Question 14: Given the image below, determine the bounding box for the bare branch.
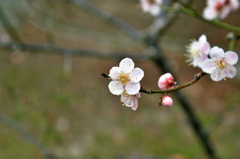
[0,42,153,60]
[67,0,143,40]
[0,5,23,43]
[0,114,59,159]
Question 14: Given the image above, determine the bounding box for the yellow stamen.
[216,59,226,69]
[119,73,130,84]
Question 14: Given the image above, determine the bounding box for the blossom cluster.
[203,0,239,20]
[139,0,239,20]
[108,58,176,111]
[187,34,238,81]
[140,0,163,16]
[108,58,144,111]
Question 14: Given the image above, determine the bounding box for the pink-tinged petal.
[109,67,121,80]
[131,98,138,111]
[108,81,124,95]
[119,58,134,73]
[225,65,237,78]
[203,7,218,20]
[220,7,231,19]
[209,46,225,61]
[210,70,224,81]
[130,67,144,83]
[162,95,173,107]
[224,51,238,65]
[125,82,140,95]
[158,73,174,90]
[201,59,216,73]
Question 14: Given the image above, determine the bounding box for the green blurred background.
[0,0,240,159]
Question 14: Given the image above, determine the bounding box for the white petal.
[108,81,124,95]
[201,59,216,73]
[210,70,225,81]
[149,5,161,16]
[209,46,225,61]
[119,58,134,73]
[225,65,237,78]
[203,7,218,20]
[129,68,144,83]
[109,67,121,80]
[231,0,239,10]
[125,82,140,95]
[224,51,238,65]
[199,34,207,42]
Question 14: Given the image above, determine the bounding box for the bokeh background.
[0,0,240,159]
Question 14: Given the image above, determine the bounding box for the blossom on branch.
[140,0,163,16]
[108,58,144,95]
[158,73,175,90]
[121,92,141,111]
[186,34,211,68]
[159,95,173,107]
[203,0,239,20]
[201,46,238,81]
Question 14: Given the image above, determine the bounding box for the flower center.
[147,0,154,5]
[216,59,226,69]
[119,73,130,84]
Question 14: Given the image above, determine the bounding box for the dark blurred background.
[0,0,240,159]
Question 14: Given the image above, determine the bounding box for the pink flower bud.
[162,95,173,107]
[158,73,175,90]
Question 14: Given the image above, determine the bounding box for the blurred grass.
[0,0,240,159]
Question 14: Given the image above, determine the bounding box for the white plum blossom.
[203,0,239,20]
[108,58,144,95]
[140,0,163,16]
[186,34,211,68]
[121,92,141,111]
[158,73,175,90]
[201,46,238,81]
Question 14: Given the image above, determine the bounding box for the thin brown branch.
[140,72,206,94]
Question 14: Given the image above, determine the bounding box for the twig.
[68,0,143,40]
[140,72,206,94]
[0,5,23,42]
[174,5,240,34]
[0,114,59,159]
[101,72,206,94]
[0,42,153,60]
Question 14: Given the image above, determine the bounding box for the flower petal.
[225,65,237,79]
[224,51,238,65]
[201,59,216,74]
[203,7,218,20]
[209,46,224,61]
[210,70,225,81]
[119,58,134,73]
[199,34,207,43]
[125,82,140,95]
[130,67,144,83]
[109,67,121,80]
[131,98,138,111]
[108,81,124,95]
